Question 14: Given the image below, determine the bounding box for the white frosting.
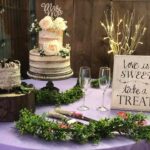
[39,30,63,40]
[0,62,21,89]
[30,60,70,69]
[30,66,71,75]
[28,49,73,79]
[38,16,70,56]
[27,70,73,80]
[30,50,69,61]
[39,30,63,56]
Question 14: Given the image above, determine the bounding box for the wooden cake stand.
[0,91,35,122]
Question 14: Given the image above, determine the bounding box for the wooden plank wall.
[0,0,29,78]
[63,0,150,77]
[1,0,150,78]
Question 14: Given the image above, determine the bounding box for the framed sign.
[111,55,150,112]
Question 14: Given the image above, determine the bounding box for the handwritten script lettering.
[112,56,150,111]
[123,59,139,69]
[41,3,63,17]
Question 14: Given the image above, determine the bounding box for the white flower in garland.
[39,16,54,30]
[54,17,67,31]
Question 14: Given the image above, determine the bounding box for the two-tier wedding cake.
[27,14,73,80]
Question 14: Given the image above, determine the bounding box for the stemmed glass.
[97,67,111,111]
[78,66,91,111]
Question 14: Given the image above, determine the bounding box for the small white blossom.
[31,23,35,28]
[65,44,71,50]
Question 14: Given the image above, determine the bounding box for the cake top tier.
[0,59,20,69]
[30,16,68,33]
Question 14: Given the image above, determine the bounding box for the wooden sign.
[111,55,150,112]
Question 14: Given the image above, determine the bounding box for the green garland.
[16,109,150,144]
[16,79,105,105]
[0,82,34,94]
[59,50,69,58]
[35,86,83,105]
[91,79,99,88]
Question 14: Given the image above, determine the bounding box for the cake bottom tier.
[27,69,73,80]
[28,49,73,80]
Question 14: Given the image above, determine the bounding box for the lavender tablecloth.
[0,78,150,150]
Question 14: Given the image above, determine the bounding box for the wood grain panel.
[132,1,149,55]
[0,92,35,122]
[91,0,110,78]
[1,0,29,78]
[71,0,93,77]
[54,0,74,70]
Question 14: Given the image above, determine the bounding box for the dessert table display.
[0,78,150,150]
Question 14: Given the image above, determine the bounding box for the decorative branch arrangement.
[16,109,150,144]
[100,10,147,55]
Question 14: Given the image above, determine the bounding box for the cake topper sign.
[41,3,63,18]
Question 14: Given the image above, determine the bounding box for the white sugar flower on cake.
[39,16,67,31]
[30,4,68,32]
[54,17,67,31]
[65,44,71,51]
[43,40,61,55]
[39,16,53,30]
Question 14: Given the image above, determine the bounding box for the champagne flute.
[97,67,111,111]
[78,66,91,111]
